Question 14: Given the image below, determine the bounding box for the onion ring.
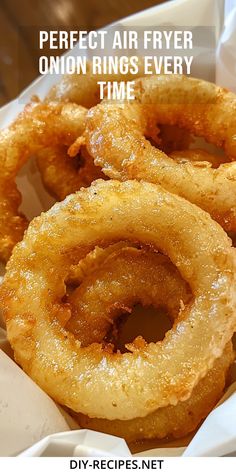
[66,246,191,346]
[66,244,233,441]
[67,242,136,285]
[77,342,234,442]
[0,100,86,261]
[1,180,236,420]
[135,75,236,159]
[46,59,148,108]
[37,145,104,201]
[85,75,236,231]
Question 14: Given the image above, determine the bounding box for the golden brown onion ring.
[67,242,136,286]
[66,247,191,345]
[37,145,104,201]
[0,180,28,265]
[67,244,233,441]
[134,75,236,159]
[46,59,148,108]
[78,342,234,442]
[0,100,87,262]
[1,180,236,420]
[85,75,236,231]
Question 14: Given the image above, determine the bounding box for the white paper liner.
[0,0,236,458]
[0,348,71,457]
[183,383,236,456]
[19,431,131,457]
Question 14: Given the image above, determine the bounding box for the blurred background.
[0,0,167,106]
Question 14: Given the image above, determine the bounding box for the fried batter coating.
[67,244,233,441]
[0,100,86,261]
[67,242,134,285]
[134,75,236,159]
[66,248,191,345]
[85,76,236,230]
[1,180,235,421]
[78,342,234,442]
[37,145,104,200]
[46,59,148,108]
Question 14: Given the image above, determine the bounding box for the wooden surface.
[0,0,166,106]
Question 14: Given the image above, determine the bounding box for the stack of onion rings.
[1,69,236,447]
[65,243,233,442]
[1,180,236,423]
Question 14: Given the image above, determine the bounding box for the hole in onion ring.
[145,124,229,168]
[108,304,173,353]
[145,123,192,154]
[62,245,190,352]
